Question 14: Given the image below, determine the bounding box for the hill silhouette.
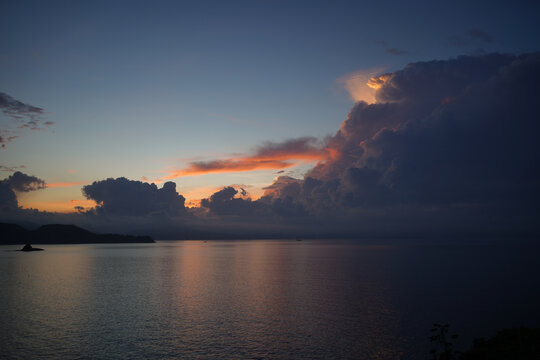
[0,223,154,245]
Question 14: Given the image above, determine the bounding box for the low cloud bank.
[82,178,188,217]
[2,53,540,238]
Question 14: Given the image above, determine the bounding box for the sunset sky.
[2,1,540,238]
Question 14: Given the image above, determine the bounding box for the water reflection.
[2,239,539,359]
[2,245,94,358]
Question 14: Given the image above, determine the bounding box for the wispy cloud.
[0,132,19,148]
[449,28,493,48]
[0,91,53,148]
[386,47,408,56]
[0,92,44,120]
[160,137,329,180]
[0,164,26,172]
[375,40,408,56]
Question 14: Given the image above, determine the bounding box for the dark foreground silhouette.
[430,324,540,359]
[19,244,44,252]
[0,223,154,245]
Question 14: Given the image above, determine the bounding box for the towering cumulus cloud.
[254,53,540,235]
[82,178,187,217]
[0,171,46,210]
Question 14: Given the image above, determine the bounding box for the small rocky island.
[20,244,44,252]
[1,223,154,245]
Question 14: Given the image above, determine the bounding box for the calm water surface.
[1,239,540,359]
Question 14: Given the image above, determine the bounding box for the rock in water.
[20,244,44,252]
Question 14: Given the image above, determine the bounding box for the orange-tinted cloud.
[338,67,387,104]
[47,181,86,188]
[165,158,297,178]
[161,137,330,180]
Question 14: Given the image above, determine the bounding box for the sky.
[2,0,540,238]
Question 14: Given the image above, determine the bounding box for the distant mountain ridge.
[0,223,154,245]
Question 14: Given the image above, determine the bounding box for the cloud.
[262,176,303,198]
[2,171,46,192]
[259,52,540,235]
[82,177,188,217]
[0,165,26,172]
[201,183,308,219]
[161,137,328,180]
[0,133,19,148]
[3,53,540,238]
[337,67,387,103]
[375,40,408,56]
[450,29,493,48]
[0,92,44,119]
[386,48,408,56]
[200,186,259,216]
[0,183,18,210]
[0,92,52,148]
[0,171,46,211]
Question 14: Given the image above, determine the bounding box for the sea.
[1,238,539,359]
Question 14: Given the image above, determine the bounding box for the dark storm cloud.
[2,171,46,192]
[254,53,540,236]
[200,186,260,216]
[0,183,18,210]
[200,184,309,223]
[0,171,46,211]
[200,181,310,219]
[82,177,188,217]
